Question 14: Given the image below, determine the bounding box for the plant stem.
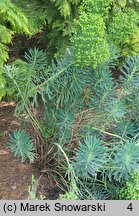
[92,127,126,141]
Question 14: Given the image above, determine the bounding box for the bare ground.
[0,102,61,200]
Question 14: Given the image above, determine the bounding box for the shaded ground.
[0,102,61,199]
[8,31,48,63]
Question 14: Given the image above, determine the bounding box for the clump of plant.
[0,0,29,100]
[108,8,139,57]
[69,136,139,199]
[5,44,139,200]
[71,12,110,68]
[118,171,139,200]
[7,129,37,163]
[3,47,48,101]
[46,53,139,199]
[80,0,114,17]
[73,137,109,179]
[71,0,139,69]
[28,174,45,200]
[59,191,77,200]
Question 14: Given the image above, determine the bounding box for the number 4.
[127,203,133,211]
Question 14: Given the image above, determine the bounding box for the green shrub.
[5,45,139,199]
[10,0,139,62]
[71,13,110,68]
[1,0,139,200]
[118,172,139,200]
[0,0,29,100]
[12,0,48,34]
[80,0,114,17]
[108,8,139,57]
[13,0,81,57]
[0,75,6,101]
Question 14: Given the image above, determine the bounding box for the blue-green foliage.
[5,46,139,199]
[115,120,138,139]
[109,140,139,182]
[3,48,48,106]
[24,47,48,71]
[7,129,37,163]
[73,137,108,179]
[119,55,139,120]
[73,137,139,183]
[55,108,75,145]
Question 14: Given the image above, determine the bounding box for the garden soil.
[0,102,60,199]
